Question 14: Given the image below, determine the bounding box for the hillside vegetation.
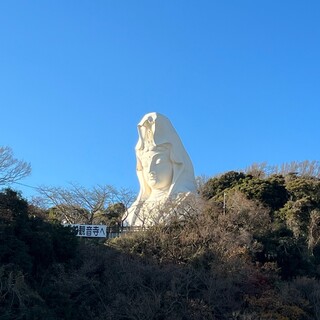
[1,161,320,319]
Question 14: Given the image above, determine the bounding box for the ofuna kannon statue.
[122,112,197,227]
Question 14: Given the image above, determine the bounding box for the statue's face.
[141,148,173,191]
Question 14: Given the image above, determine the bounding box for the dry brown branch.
[0,146,31,185]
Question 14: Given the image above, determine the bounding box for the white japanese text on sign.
[64,224,107,238]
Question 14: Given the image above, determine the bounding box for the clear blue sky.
[1,1,319,199]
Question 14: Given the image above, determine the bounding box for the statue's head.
[135,112,196,202]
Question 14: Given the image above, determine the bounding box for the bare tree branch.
[0,146,31,185]
[37,183,135,224]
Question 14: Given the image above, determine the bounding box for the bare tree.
[195,174,210,194]
[308,209,320,253]
[245,160,320,178]
[0,146,31,185]
[37,183,135,224]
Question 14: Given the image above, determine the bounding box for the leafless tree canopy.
[37,183,135,224]
[245,160,320,178]
[0,146,31,185]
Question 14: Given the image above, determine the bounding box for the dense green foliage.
[0,189,78,319]
[201,171,320,280]
[1,163,320,319]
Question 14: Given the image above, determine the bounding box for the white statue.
[123,112,197,226]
